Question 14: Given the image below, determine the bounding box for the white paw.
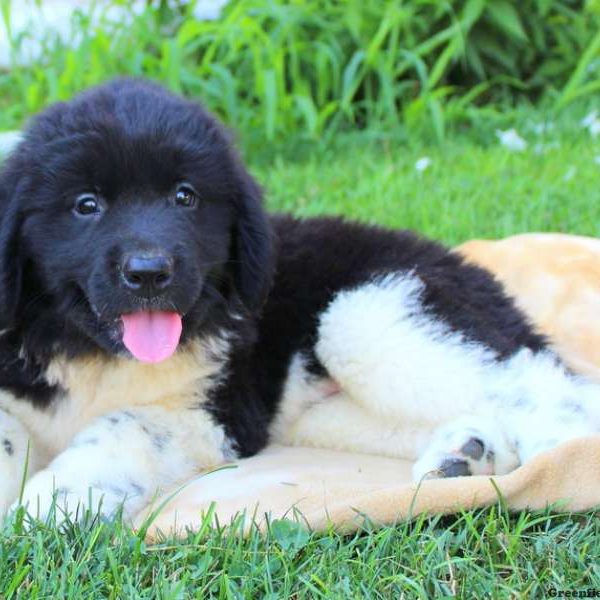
[0,452,21,515]
[0,413,41,516]
[13,470,116,523]
[413,418,520,481]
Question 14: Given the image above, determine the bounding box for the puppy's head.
[0,79,273,362]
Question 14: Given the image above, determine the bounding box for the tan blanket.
[135,233,600,539]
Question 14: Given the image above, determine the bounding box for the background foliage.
[1,0,600,144]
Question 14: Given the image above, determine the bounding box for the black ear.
[0,167,24,328]
[233,170,274,314]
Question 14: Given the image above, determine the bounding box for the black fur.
[0,79,546,457]
[207,215,546,454]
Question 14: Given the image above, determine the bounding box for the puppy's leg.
[0,409,42,513]
[315,274,600,473]
[274,394,433,460]
[15,406,230,522]
[414,351,600,479]
[488,349,600,462]
[510,404,595,464]
[272,352,433,459]
[315,273,492,426]
[509,389,600,464]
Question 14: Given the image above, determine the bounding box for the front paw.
[13,470,116,523]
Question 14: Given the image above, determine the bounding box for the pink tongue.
[121,311,182,364]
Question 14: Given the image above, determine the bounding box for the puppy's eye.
[175,184,198,208]
[73,193,102,217]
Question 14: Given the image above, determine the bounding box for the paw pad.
[438,457,471,477]
[459,437,485,460]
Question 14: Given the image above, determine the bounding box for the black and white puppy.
[0,78,597,521]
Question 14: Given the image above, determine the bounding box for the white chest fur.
[0,337,228,463]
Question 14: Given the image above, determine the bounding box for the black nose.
[121,254,174,296]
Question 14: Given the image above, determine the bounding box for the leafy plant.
[0,0,599,143]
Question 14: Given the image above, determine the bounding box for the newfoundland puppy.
[0,78,597,521]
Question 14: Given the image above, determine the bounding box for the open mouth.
[83,285,190,363]
[121,311,183,364]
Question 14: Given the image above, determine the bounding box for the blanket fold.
[136,436,600,539]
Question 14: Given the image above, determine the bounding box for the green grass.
[1,119,600,597]
[258,119,600,243]
[1,0,600,144]
[2,506,599,598]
